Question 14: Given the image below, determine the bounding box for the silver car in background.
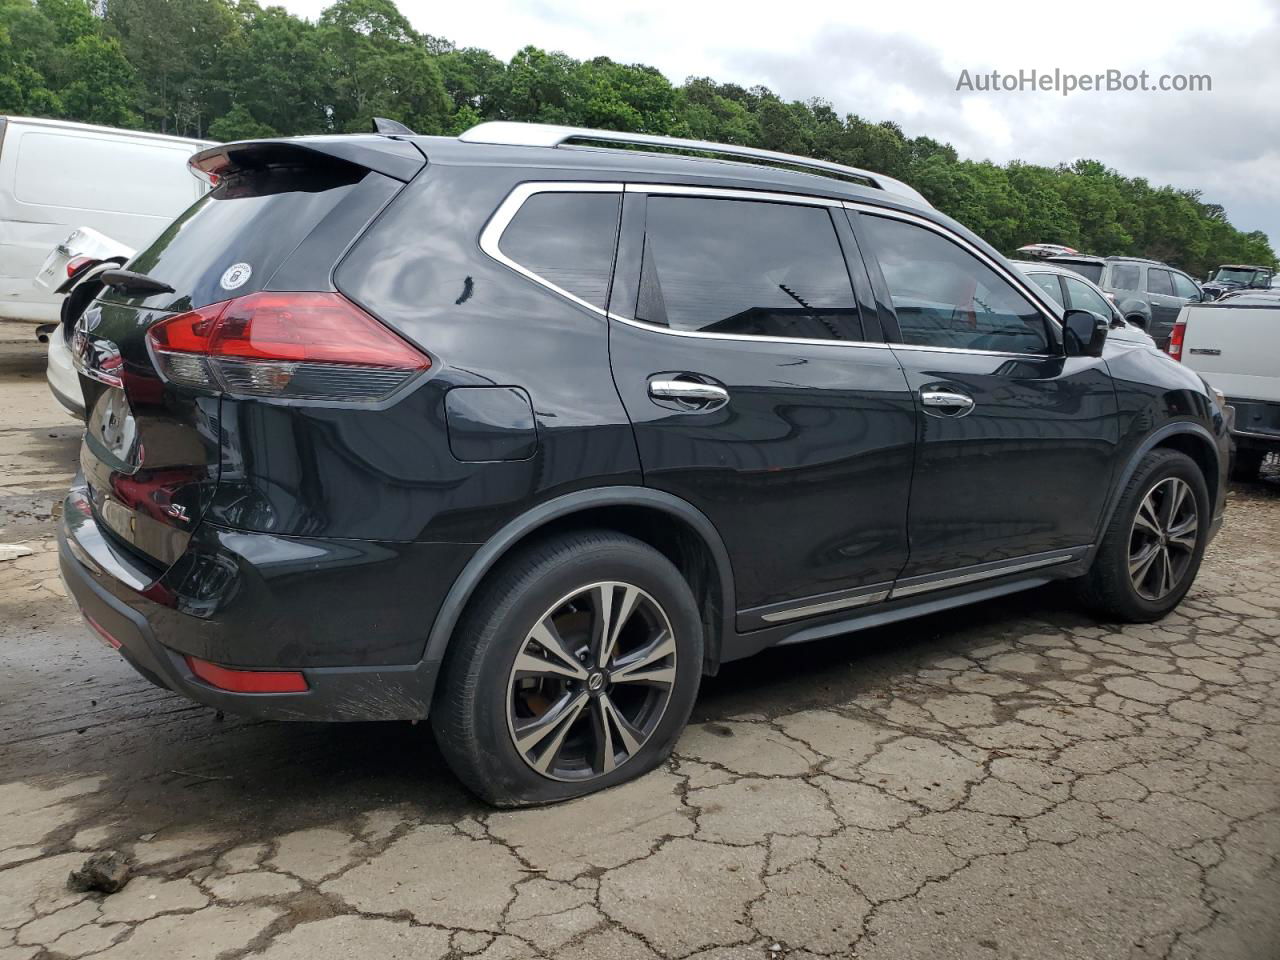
[1014,259,1159,351]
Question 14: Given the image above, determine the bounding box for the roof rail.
[458,121,930,207]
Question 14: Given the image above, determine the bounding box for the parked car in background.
[1015,260,1157,351]
[1066,257,1203,351]
[1046,253,1107,285]
[37,227,136,417]
[0,116,211,325]
[1172,290,1280,480]
[58,121,1229,806]
[1201,264,1274,301]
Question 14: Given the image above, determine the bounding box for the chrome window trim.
[480,180,892,351]
[845,201,1069,359]
[478,180,623,320]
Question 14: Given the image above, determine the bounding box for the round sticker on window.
[220,262,252,291]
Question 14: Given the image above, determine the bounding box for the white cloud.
[279,0,1280,247]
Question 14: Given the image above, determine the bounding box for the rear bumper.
[45,329,85,418]
[1228,397,1280,452]
[58,482,476,721]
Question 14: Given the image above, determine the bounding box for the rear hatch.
[75,137,424,571]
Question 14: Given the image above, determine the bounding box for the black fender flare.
[1087,420,1222,563]
[421,485,737,671]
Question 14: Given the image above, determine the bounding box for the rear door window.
[1027,272,1066,307]
[863,214,1050,354]
[1056,261,1103,283]
[1171,272,1200,299]
[497,192,621,309]
[1063,276,1112,317]
[633,196,862,340]
[1109,263,1140,290]
[1145,268,1175,296]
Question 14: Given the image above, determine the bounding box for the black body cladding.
[60,130,1229,729]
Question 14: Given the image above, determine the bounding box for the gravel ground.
[1,324,1278,960]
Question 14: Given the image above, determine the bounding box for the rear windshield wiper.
[99,269,175,295]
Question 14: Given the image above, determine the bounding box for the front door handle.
[920,390,975,417]
[649,380,730,406]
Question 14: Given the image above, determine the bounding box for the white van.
[0,116,212,324]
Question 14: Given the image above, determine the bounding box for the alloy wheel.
[505,581,677,781]
[1128,476,1199,602]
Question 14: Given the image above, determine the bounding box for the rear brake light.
[67,256,94,279]
[147,292,429,401]
[186,656,308,693]
[1167,319,1186,361]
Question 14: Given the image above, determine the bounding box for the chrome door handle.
[920,390,975,416]
[648,380,729,404]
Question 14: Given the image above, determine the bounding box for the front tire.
[432,530,703,807]
[1078,449,1209,622]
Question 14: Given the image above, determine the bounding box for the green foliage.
[0,0,1271,273]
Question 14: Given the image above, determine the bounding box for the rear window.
[1054,261,1103,284]
[112,164,367,311]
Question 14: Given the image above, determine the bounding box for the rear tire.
[1078,449,1209,623]
[432,530,703,807]
[1230,448,1265,483]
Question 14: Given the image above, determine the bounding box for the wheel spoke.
[591,701,617,774]
[593,583,640,669]
[599,693,643,757]
[1129,542,1161,582]
[1134,495,1162,537]
[515,690,588,774]
[527,617,589,680]
[1159,548,1174,597]
[610,630,677,685]
[1167,516,1199,552]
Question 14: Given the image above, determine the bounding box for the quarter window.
[499,192,621,309]
[634,196,862,340]
[863,215,1050,354]
[1110,263,1140,290]
[1145,268,1174,296]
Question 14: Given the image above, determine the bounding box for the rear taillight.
[66,255,94,279]
[146,292,429,401]
[1167,319,1186,362]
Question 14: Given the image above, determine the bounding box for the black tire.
[1230,448,1265,483]
[1078,449,1210,623]
[432,530,703,807]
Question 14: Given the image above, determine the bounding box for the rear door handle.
[648,380,729,407]
[920,390,975,416]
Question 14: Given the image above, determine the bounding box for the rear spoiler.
[189,136,425,185]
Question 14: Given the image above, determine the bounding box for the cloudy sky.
[283,0,1280,253]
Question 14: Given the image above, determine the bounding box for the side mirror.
[1063,309,1108,357]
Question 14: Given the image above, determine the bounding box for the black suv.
[1202,264,1274,301]
[59,122,1229,806]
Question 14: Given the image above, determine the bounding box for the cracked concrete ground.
[2,326,1279,959]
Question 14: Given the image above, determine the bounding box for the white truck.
[1172,291,1280,480]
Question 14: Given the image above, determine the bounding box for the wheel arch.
[422,486,736,678]
[1090,421,1221,562]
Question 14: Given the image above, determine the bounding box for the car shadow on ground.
[7,581,1093,842]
